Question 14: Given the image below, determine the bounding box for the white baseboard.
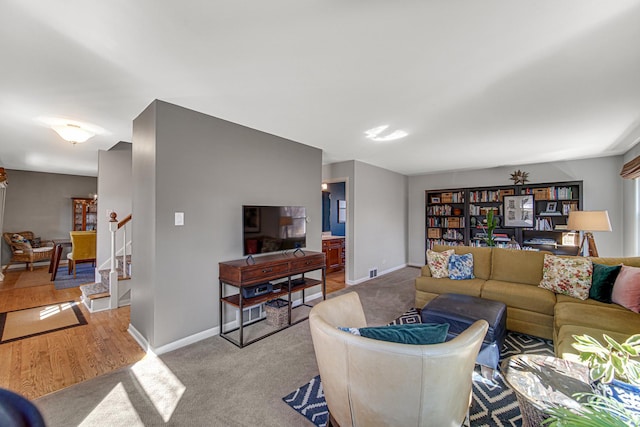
[407,262,423,268]
[348,263,408,285]
[128,324,150,353]
[128,323,221,356]
[127,290,325,355]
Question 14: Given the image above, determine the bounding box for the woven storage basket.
[265,299,289,327]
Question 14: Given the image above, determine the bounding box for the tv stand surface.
[218,251,326,348]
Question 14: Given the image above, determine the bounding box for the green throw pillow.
[589,263,622,303]
[338,323,449,345]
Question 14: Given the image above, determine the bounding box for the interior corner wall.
[96,144,132,269]
[623,141,640,256]
[132,100,322,350]
[131,101,157,348]
[323,161,408,283]
[1,169,96,266]
[407,156,625,265]
[352,161,407,281]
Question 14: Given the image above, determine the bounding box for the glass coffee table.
[501,354,593,427]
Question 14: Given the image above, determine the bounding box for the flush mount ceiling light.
[37,117,105,145]
[364,125,408,142]
[52,123,95,144]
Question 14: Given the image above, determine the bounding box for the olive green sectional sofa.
[415,245,640,359]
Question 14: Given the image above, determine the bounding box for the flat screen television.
[243,205,306,255]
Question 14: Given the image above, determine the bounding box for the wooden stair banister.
[118,214,132,229]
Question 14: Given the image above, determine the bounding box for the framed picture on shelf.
[545,202,557,212]
[431,196,440,204]
[503,195,534,227]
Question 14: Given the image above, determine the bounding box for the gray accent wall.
[96,142,132,268]
[408,156,625,265]
[1,169,96,266]
[131,100,322,350]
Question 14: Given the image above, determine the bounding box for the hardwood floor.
[0,266,145,400]
[326,270,346,294]
[0,266,346,400]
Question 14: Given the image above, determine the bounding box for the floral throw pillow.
[426,249,454,279]
[539,254,593,300]
[448,253,475,280]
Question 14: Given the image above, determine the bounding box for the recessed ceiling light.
[364,125,408,142]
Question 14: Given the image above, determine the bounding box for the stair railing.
[109,212,132,308]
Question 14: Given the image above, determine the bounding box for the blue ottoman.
[421,293,507,371]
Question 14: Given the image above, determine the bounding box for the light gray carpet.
[35,267,419,426]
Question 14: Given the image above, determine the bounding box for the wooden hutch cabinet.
[72,197,98,231]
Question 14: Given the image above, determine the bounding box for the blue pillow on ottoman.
[448,253,475,280]
[338,323,449,345]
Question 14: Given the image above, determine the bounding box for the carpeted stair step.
[99,269,131,282]
[80,281,109,299]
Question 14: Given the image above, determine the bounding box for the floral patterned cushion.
[539,254,593,300]
[448,253,475,280]
[426,249,454,279]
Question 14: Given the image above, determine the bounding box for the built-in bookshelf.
[425,181,583,257]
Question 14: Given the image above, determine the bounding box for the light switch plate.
[175,212,184,226]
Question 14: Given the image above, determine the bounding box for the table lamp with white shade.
[567,210,612,257]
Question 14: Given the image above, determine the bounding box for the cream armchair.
[309,292,488,427]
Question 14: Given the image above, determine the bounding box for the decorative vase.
[594,379,640,416]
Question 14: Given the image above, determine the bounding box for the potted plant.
[482,210,498,247]
[543,392,639,426]
[543,334,640,426]
[571,333,640,387]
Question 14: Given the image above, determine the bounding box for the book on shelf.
[523,186,575,200]
[539,211,562,216]
[524,238,558,245]
[535,218,554,231]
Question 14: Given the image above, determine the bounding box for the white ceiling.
[2,1,640,177]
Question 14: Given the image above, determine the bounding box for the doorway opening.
[322,181,346,293]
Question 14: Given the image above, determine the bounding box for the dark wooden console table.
[219,251,326,348]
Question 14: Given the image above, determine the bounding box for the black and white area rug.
[283,308,554,427]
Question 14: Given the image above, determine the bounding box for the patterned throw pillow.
[611,265,640,313]
[448,253,475,280]
[426,249,455,279]
[539,254,593,300]
[11,234,27,243]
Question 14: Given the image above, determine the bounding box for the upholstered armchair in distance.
[2,231,54,272]
[309,292,488,427]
